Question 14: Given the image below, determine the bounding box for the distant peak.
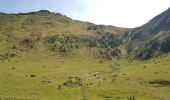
[16,10,52,15]
[29,10,64,16]
[30,10,52,15]
[38,10,51,14]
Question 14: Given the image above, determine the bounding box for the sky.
[0,0,170,28]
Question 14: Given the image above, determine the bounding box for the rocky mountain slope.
[124,7,170,59]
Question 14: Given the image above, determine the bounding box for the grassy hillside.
[0,10,130,61]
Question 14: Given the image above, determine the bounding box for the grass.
[0,48,170,100]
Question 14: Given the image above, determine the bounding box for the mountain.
[0,7,170,61]
[0,10,129,61]
[124,7,170,60]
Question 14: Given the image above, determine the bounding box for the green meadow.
[0,49,170,100]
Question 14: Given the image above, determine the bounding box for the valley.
[0,7,170,100]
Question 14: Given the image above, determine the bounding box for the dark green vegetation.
[0,8,170,100]
[44,32,122,60]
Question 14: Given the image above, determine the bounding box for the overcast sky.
[0,0,170,28]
